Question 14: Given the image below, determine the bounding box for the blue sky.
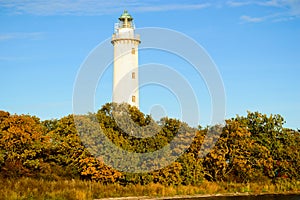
[0,0,299,129]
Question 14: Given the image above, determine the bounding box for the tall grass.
[0,178,299,200]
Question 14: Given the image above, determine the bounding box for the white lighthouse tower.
[111,10,140,108]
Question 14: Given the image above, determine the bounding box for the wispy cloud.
[240,15,265,23]
[0,56,32,61]
[0,0,211,15]
[227,1,253,7]
[1,0,299,23]
[132,3,210,12]
[227,0,300,23]
[0,32,43,41]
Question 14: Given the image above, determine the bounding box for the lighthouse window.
[132,95,136,102]
[132,72,136,79]
[131,48,136,54]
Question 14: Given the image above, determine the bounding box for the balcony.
[111,33,141,44]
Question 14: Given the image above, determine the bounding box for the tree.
[203,118,274,182]
[0,113,50,177]
[235,111,299,180]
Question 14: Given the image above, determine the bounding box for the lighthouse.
[111,10,140,108]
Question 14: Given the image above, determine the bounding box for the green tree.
[235,111,299,180]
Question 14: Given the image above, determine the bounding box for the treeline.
[0,103,299,185]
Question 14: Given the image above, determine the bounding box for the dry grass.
[0,178,299,200]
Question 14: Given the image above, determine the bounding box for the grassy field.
[0,178,299,200]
